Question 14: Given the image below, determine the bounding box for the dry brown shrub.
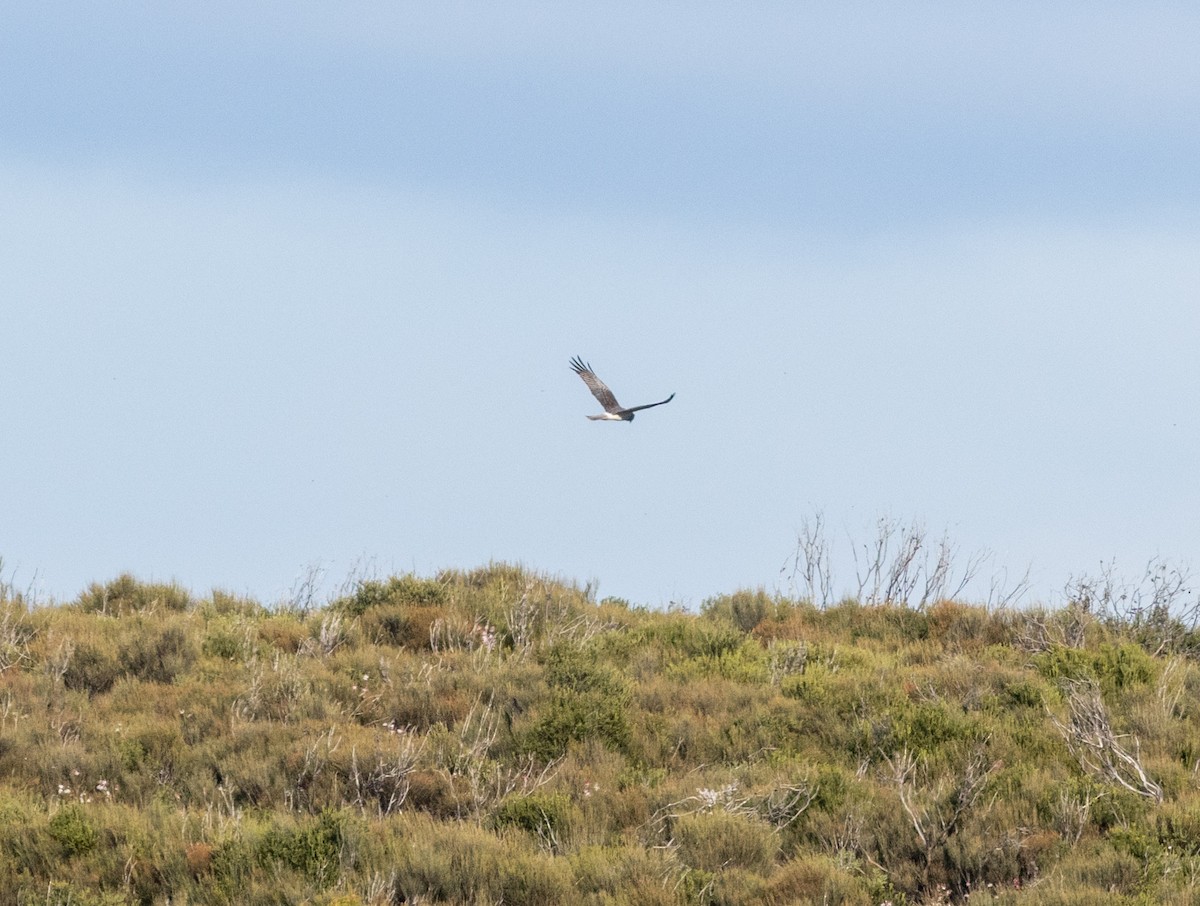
[762,855,871,906]
[185,842,214,876]
[405,769,455,817]
[258,616,308,653]
[359,604,445,649]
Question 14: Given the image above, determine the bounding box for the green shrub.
[358,603,443,648]
[202,617,252,660]
[542,643,626,696]
[1057,840,1144,896]
[520,643,634,759]
[570,845,680,905]
[490,792,576,848]
[1004,678,1045,709]
[118,722,183,776]
[62,642,121,695]
[1034,644,1097,681]
[119,623,196,683]
[780,664,832,705]
[678,867,718,904]
[673,811,777,874]
[667,640,770,685]
[523,690,632,760]
[336,575,446,616]
[257,810,349,887]
[885,701,975,756]
[702,589,779,632]
[635,615,745,661]
[1034,642,1155,694]
[1155,801,1200,855]
[47,804,98,857]
[392,814,576,906]
[75,574,191,613]
[209,835,256,893]
[206,588,262,616]
[1094,642,1156,691]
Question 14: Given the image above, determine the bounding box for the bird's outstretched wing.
[622,393,675,414]
[570,356,623,413]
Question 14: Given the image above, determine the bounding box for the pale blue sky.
[3,3,1198,607]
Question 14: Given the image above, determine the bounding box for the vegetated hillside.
[1,565,1199,906]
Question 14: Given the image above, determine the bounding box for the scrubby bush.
[335,575,446,616]
[119,622,196,683]
[702,588,783,632]
[1034,640,1156,696]
[521,643,633,760]
[48,804,98,857]
[256,810,350,887]
[761,855,873,906]
[62,641,121,694]
[490,792,577,847]
[358,603,444,648]
[75,574,191,613]
[672,811,777,874]
[524,691,632,761]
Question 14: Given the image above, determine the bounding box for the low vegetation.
[1,561,1199,905]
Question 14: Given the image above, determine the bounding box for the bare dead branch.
[884,741,1000,860]
[780,511,834,607]
[1048,679,1163,803]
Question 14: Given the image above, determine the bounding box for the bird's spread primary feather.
[570,356,623,413]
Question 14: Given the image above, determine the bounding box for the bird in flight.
[570,356,675,422]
